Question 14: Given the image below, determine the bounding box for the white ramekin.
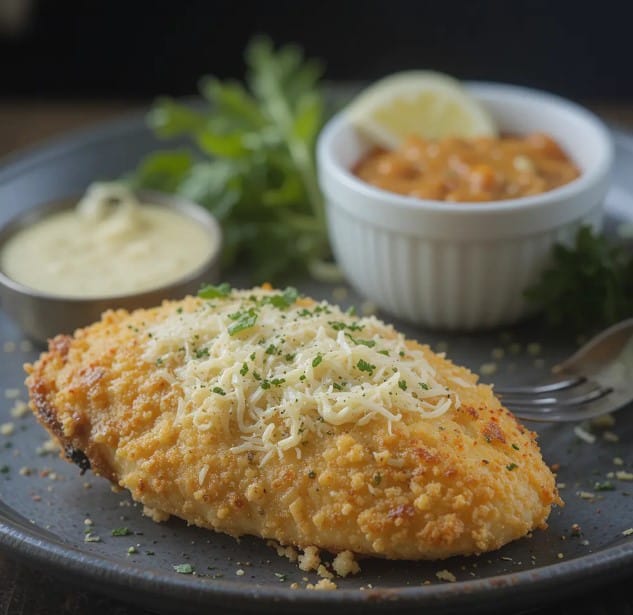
[317,83,614,330]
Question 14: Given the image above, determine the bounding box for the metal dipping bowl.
[0,190,223,345]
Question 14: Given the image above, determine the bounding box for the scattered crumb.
[142,505,170,522]
[435,569,457,583]
[0,422,15,436]
[622,528,633,537]
[614,457,624,466]
[267,540,299,563]
[533,358,545,369]
[491,348,505,360]
[577,491,595,500]
[19,340,33,352]
[236,569,245,576]
[3,341,16,353]
[509,342,522,355]
[556,483,567,489]
[10,400,29,418]
[290,582,300,589]
[36,438,60,456]
[306,578,337,591]
[573,425,596,444]
[298,546,321,572]
[84,518,93,526]
[557,553,564,560]
[603,432,620,443]
[332,550,360,577]
[317,564,333,580]
[590,414,615,429]
[526,342,541,356]
[4,388,20,399]
[616,471,633,481]
[479,362,497,376]
[84,533,101,543]
[332,287,348,301]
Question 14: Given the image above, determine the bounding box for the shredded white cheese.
[143,288,456,465]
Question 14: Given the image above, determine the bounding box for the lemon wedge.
[346,71,497,148]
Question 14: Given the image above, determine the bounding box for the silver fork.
[495,319,633,422]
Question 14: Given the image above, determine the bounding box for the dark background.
[2,0,633,101]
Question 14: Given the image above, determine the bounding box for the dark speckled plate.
[1,114,633,615]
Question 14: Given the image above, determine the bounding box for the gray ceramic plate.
[1,114,633,615]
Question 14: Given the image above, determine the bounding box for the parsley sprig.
[129,38,331,282]
[525,226,633,334]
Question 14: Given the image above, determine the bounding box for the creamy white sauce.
[1,183,217,298]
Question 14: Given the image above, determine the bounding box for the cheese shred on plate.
[143,286,457,465]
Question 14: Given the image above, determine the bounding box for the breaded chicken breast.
[25,286,560,560]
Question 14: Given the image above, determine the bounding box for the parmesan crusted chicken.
[25,286,560,560]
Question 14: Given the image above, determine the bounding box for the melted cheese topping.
[144,288,457,465]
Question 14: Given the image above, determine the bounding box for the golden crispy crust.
[25,296,561,560]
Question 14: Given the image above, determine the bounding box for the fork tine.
[501,385,613,408]
[495,376,586,396]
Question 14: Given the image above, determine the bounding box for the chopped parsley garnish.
[212,386,226,396]
[111,527,132,537]
[373,473,382,486]
[253,371,262,381]
[332,382,344,391]
[312,353,323,368]
[506,463,518,471]
[228,309,258,335]
[594,480,615,491]
[345,333,376,348]
[398,380,408,391]
[399,351,405,357]
[84,533,102,543]
[198,282,232,299]
[261,286,299,309]
[240,363,249,376]
[194,347,209,359]
[173,563,194,574]
[0,465,9,474]
[260,380,271,390]
[511,443,520,450]
[155,357,164,366]
[308,470,316,479]
[270,378,286,386]
[284,353,295,362]
[329,320,364,332]
[265,344,277,355]
[357,359,375,374]
[377,349,390,356]
[419,382,430,390]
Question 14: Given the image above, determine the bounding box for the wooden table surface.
[1,99,633,615]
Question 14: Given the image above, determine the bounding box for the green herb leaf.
[345,333,376,348]
[398,380,408,391]
[525,226,633,334]
[198,282,232,299]
[111,527,132,537]
[312,353,323,368]
[173,563,194,574]
[357,359,376,374]
[212,386,226,396]
[228,309,258,335]
[130,38,332,283]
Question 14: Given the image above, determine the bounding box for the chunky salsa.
[353,133,580,202]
